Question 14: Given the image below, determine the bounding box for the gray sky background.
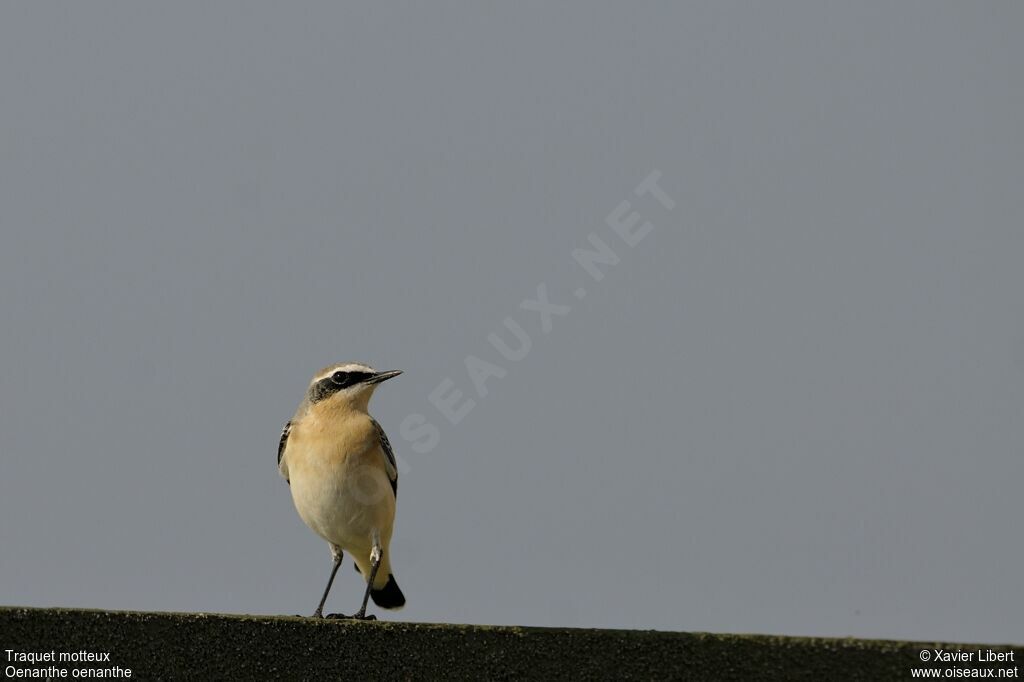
[1,3,1021,645]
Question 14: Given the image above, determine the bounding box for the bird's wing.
[371,417,398,497]
[277,420,291,484]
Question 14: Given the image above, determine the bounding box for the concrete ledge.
[1,607,1020,680]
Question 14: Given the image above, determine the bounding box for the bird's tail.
[370,574,406,610]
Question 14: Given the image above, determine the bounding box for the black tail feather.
[370,574,406,609]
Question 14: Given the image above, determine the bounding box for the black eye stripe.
[310,371,374,402]
[338,371,372,387]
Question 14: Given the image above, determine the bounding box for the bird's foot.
[351,613,377,621]
[325,612,376,621]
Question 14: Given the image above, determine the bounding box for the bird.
[278,362,406,620]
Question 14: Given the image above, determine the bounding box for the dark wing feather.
[278,421,291,484]
[371,417,398,497]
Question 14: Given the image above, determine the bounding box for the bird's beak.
[367,370,403,385]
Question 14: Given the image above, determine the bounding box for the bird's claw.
[324,612,376,621]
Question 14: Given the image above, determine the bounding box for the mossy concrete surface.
[1,607,1020,681]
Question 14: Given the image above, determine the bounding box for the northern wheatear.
[278,363,405,620]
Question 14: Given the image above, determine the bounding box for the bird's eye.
[331,371,349,385]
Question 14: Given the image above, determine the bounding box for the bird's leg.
[351,542,383,621]
[312,546,343,618]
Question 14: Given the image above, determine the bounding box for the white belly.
[289,447,395,553]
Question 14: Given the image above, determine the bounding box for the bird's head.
[306,362,402,412]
